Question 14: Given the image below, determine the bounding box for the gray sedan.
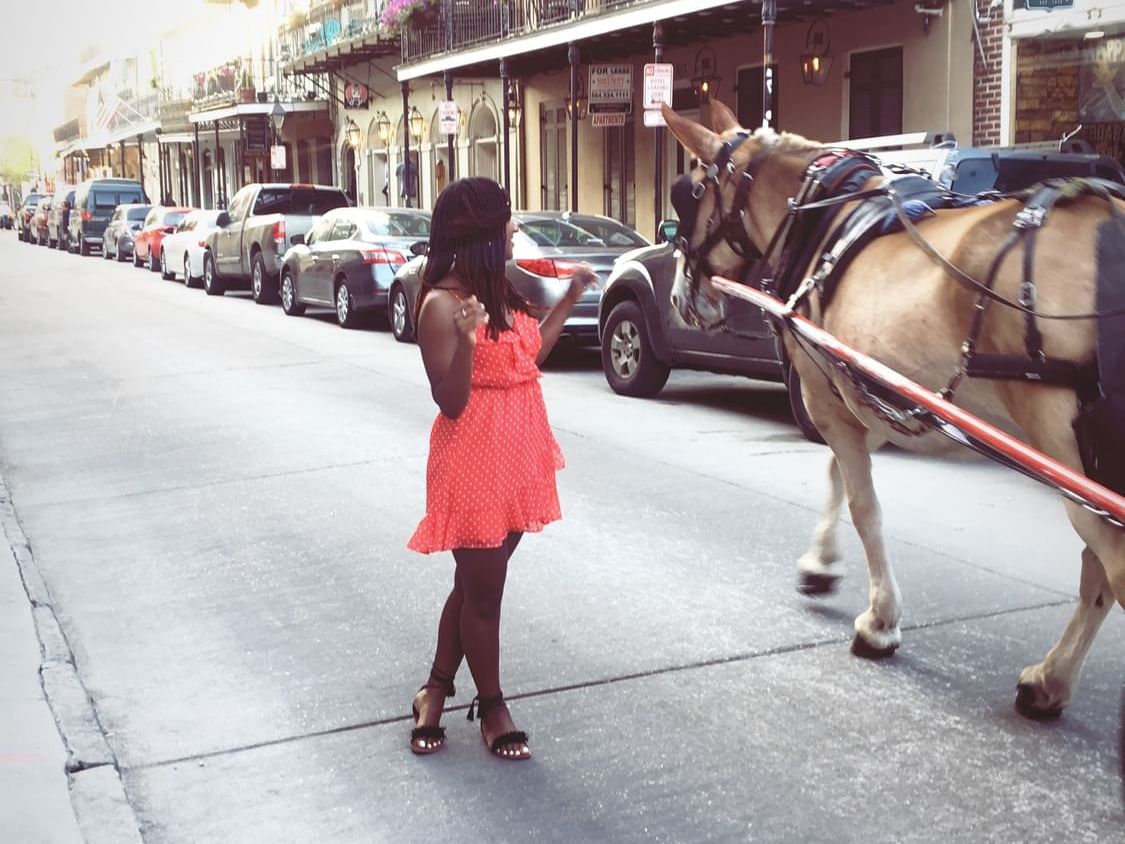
[388,211,648,343]
[279,207,430,329]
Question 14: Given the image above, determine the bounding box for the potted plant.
[380,0,441,34]
[239,67,256,103]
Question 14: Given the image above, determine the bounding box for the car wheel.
[280,270,305,316]
[390,286,414,342]
[116,239,127,261]
[79,238,89,256]
[184,254,201,288]
[102,242,111,259]
[58,233,67,251]
[133,247,144,267]
[250,253,278,304]
[160,248,174,279]
[784,361,826,445]
[150,247,161,273]
[601,299,671,398]
[203,252,225,296]
[335,280,362,329]
[48,237,56,249]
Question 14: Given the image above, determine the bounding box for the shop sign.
[271,144,287,170]
[643,63,674,127]
[439,100,459,136]
[245,116,269,152]
[344,83,369,109]
[589,64,633,114]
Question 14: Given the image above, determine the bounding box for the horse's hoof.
[797,572,840,596]
[1014,683,1064,721]
[850,633,898,660]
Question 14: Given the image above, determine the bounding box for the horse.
[660,100,1125,719]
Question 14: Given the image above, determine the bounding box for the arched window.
[367,117,390,206]
[428,106,452,206]
[468,100,498,182]
[201,149,214,209]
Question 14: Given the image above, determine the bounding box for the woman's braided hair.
[420,177,527,340]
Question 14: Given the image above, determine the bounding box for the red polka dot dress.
[408,309,565,553]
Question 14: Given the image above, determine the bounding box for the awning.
[395,0,892,81]
[1007,0,1125,39]
[189,99,326,124]
[285,31,400,76]
[102,119,161,146]
[157,132,196,145]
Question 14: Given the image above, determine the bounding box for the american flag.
[95,92,123,130]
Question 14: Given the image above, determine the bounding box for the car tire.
[48,237,56,249]
[102,242,111,259]
[784,361,826,445]
[203,252,225,296]
[184,254,201,288]
[160,248,174,280]
[389,285,414,342]
[335,279,362,329]
[133,247,144,268]
[58,233,67,251]
[116,239,128,261]
[280,270,305,316]
[250,253,278,304]
[79,238,89,256]
[150,248,161,273]
[601,299,671,398]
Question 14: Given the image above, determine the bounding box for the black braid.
[420,177,527,340]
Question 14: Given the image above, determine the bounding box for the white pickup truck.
[202,183,350,302]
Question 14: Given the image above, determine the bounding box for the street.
[1,233,1123,842]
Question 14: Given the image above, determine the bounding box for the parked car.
[0,201,12,229]
[102,204,152,262]
[47,187,75,250]
[31,195,53,246]
[279,207,430,328]
[68,178,147,255]
[388,210,649,344]
[202,182,350,300]
[15,192,43,242]
[158,209,223,286]
[132,206,192,272]
[598,137,1125,444]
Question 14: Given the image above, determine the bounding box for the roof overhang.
[189,99,326,124]
[1007,0,1125,39]
[395,0,889,81]
[285,32,400,76]
[157,132,196,144]
[103,119,162,146]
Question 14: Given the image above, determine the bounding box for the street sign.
[438,100,459,136]
[270,144,286,170]
[643,109,668,128]
[244,116,269,152]
[642,63,674,110]
[589,64,633,112]
[591,112,626,128]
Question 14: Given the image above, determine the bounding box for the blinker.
[671,174,701,239]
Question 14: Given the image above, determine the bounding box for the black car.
[15,192,43,242]
[68,178,147,255]
[48,188,75,250]
[102,204,152,262]
[279,207,430,329]
[598,142,1125,443]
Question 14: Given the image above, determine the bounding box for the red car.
[31,195,53,246]
[133,206,193,272]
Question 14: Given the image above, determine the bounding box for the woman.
[407,178,595,760]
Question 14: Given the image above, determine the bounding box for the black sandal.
[467,693,530,761]
[410,667,456,756]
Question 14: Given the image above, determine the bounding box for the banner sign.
[344,83,369,109]
[589,64,633,116]
[439,100,459,136]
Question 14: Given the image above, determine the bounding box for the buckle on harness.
[1014,206,1046,230]
[691,181,706,200]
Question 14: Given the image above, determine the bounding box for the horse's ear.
[661,103,722,165]
[707,100,742,134]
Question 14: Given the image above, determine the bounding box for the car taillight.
[81,210,92,222]
[272,220,286,249]
[361,247,406,265]
[515,257,582,278]
[197,239,207,247]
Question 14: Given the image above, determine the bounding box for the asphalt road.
[1,233,1122,843]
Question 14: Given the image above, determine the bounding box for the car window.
[568,216,648,247]
[518,219,605,247]
[226,187,254,222]
[293,188,349,216]
[164,210,187,227]
[127,206,150,221]
[143,208,160,227]
[252,188,289,215]
[363,212,431,238]
[176,218,195,233]
[305,217,332,246]
[329,220,358,241]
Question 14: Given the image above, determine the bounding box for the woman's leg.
[454,532,529,757]
[414,568,464,737]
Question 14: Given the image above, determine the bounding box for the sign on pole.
[642,63,674,127]
[270,144,286,170]
[588,64,633,123]
[438,100,459,136]
[591,113,626,128]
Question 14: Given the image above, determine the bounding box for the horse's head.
[662,101,781,329]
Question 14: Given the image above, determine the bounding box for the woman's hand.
[452,295,489,346]
[564,265,598,304]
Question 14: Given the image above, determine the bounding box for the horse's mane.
[747,126,820,155]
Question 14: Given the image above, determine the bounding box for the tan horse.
[661,101,1124,718]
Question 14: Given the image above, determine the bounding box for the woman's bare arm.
[417,290,488,419]
[536,267,597,365]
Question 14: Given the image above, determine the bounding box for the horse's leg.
[797,455,845,595]
[1016,544,1114,719]
[1001,386,1124,717]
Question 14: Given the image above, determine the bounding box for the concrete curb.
[1,478,144,843]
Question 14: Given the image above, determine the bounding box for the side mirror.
[657,219,679,244]
[410,240,428,257]
[162,226,175,234]
[291,233,305,245]
[215,211,231,228]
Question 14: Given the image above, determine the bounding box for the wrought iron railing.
[279,0,391,63]
[190,58,327,110]
[401,0,643,62]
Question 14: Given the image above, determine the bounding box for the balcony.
[401,0,633,62]
[190,58,324,111]
[279,0,388,64]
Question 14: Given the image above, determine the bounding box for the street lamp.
[691,45,721,103]
[375,111,391,145]
[564,78,588,121]
[269,97,286,180]
[409,106,424,141]
[507,84,522,127]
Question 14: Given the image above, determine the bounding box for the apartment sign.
[591,112,626,128]
[588,64,633,118]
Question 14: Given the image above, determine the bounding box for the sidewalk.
[1,536,84,843]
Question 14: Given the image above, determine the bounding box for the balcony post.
[653,22,665,234]
[213,120,223,207]
[500,59,511,197]
[156,136,165,204]
[194,124,202,207]
[568,43,579,213]
[762,0,777,130]
[401,81,412,209]
[119,141,127,179]
[444,71,455,183]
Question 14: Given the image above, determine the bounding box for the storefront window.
[1015,35,1125,162]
